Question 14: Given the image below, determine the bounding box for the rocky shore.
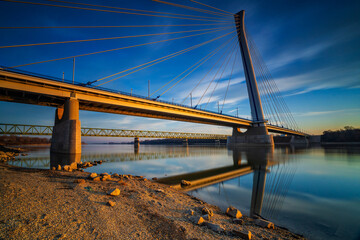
[0,149,305,239]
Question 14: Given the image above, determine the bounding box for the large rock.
[100,172,110,176]
[232,230,252,239]
[107,188,120,196]
[202,207,214,217]
[254,219,275,229]
[189,216,204,225]
[203,222,224,233]
[226,206,242,219]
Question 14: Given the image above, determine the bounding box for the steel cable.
[7,27,231,69]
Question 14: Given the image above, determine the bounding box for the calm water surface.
[9,144,360,240]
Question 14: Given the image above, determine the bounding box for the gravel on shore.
[0,161,305,240]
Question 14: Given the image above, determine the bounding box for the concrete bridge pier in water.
[51,95,81,155]
[134,137,140,149]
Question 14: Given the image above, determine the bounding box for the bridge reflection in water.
[160,146,300,219]
[9,145,299,219]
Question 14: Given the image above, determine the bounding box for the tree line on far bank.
[321,126,360,142]
[0,135,50,145]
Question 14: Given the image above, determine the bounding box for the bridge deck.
[0,68,306,136]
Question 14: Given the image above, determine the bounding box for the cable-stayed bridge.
[0,0,308,154]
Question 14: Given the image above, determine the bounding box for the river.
[8,144,360,240]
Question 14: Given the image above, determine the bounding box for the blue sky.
[0,0,359,136]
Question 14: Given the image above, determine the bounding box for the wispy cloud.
[273,62,360,96]
[295,108,360,117]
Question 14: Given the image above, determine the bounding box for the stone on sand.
[107,188,120,196]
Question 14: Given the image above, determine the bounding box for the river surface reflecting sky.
[9,144,360,240]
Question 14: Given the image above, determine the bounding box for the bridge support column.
[290,135,309,145]
[51,97,81,154]
[134,137,140,149]
[228,124,274,147]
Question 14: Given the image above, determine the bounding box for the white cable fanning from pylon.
[46,0,228,20]
[0,23,232,29]
[153,35,235,98]
[189,0,234,15]
[0,26,231,49]
[0,0,232,23]
[181,34,237,105]
[152,0,232,18]
[195,40,236,107]
[220,50,238,113]
[204,42,237,109]
[93,30,236,84]
[7,27,233,69]
[95,30,236,87]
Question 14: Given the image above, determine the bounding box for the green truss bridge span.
[0,123,229,139]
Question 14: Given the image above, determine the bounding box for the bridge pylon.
[228,10,273,147]
[50,96,81,154]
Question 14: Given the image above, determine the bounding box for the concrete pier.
[50,97,81,154]
[227,125,274,147]
[134,137,140,149]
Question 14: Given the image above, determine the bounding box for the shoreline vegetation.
[0,146,305,240]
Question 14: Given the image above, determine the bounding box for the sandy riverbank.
[0,153,304,239]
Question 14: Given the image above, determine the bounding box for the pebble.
[63,165,72,172]
[189,216,204,225]
[203,222,224,233]
[233,218,244,225]
[254,219,275,229]
[74,179,86,184]
[186,209,194,216]
[226,206,242,219]
[231,230,252,239]
[202,214,211,221]
[93,177,101,182]
[107,188,120,196]
[88,173,97,179]
[181,180,191,187]
[202,207,214,217]
[107,200,116,207]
